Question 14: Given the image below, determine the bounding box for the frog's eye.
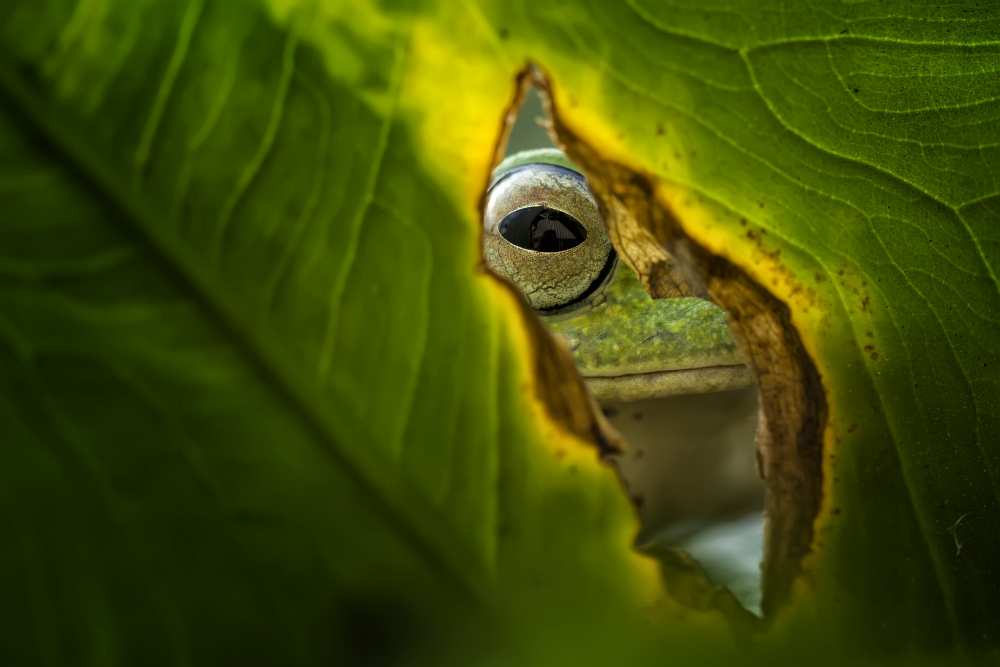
[483,162,616,312]
[498,206,587,252]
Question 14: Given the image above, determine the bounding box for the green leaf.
[0,2,667,663]
[1,0,998,663]
[503,0,1000,651]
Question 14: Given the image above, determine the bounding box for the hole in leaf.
[497,83,767,617]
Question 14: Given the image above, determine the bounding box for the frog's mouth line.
[583,364,754,403]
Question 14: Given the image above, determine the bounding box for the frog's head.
[483,148,751,402]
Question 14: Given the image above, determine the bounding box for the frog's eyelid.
[488,162,587,191]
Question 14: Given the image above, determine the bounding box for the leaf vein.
[134,0,204,173]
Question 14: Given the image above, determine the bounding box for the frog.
[483,149,765,609]
[482,147,753,404]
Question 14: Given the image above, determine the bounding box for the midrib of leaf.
[0,57,489,604]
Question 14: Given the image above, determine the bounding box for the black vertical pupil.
[498,206,587,252]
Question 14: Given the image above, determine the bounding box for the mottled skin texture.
[487,149,751,401]
[550,262,752,400]
[550,264,740,376]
